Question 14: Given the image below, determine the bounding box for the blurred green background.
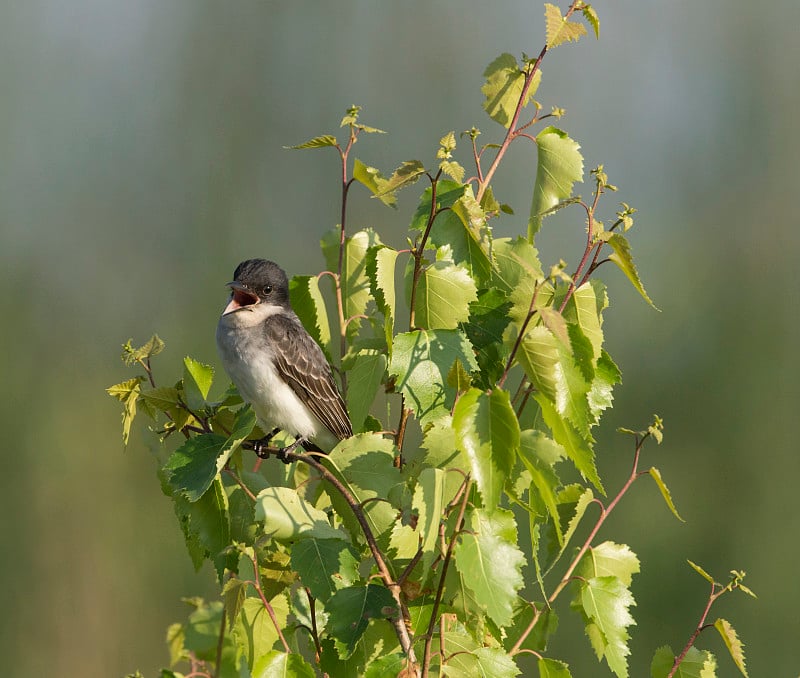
[2,1,798,676]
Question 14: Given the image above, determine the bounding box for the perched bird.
[216,259,352,456]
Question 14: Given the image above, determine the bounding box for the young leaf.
[713,618,748,677]
[576,541,641,587]
[232,595,290,670]
[107,376,143,446]
[453,388,520,512]
[529,126,584,238]
[538,657,573,678]
[255,486,344,542]
[599,232,659,309]
[345,347,387,432]
[572,575,636,678]
[688,560,717,585]
[372,159,426,199]
[388,329,478,427]
[252,650,316,678]
[492,237,544,292]
[651,646,718,678]
[182,356,214,412]
[121,334,165,365]
[353,158,397,208]
[414,260,478,330]
[439,188,494,284]
[290,538,360,602]
[544,3,588,48]
[481,53,542,128]
[453,507,526,628]
[366,244,398,346]
[285,134,338,150]
[582,4,601,39]
[289,274,332,357]
[325,585,398,657]
[588,350,622,424]
[648,467,685,522]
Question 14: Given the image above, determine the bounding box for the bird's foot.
[252,428,281,459]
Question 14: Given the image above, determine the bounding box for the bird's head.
[222,259,290,316]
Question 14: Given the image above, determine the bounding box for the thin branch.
[498,283,541,388]
[408,171,442,330]
[247,549,292,654]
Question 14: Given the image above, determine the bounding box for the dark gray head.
[223,259,290,313]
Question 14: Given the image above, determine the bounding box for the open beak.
[222,281,260,315]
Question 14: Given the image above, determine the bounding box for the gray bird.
[216,259,352,456]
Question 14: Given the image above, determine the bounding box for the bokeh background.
[2,1,798,676]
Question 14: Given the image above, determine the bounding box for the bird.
[215,258,352,457]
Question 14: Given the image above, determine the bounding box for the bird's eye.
[263,285,272,295]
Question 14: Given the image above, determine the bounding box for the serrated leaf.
[713,618,748,676]
[163,433,226,502]
[453,388,520,512]
[651,645,718,678]
[222,577,247,628]
[582,5,600,38]
[688,560,716,585]
[515,325,560,402]
[289,275,332,357]
[538,657,573,678]
[519,430,563,543]
[440,160,466,183]
[572,575,636,678]
[576,541,641,587]
[233,596,289,670]
[462,289,512,389]
[529,126,584,238]
[543,485,594,574]
[414,261,477,330]
[545,3,587,48]
[345,348,387,432]
[252,650,316,678]
[353,158,397,208]
[600,232,659,309]
[588,350,621,424]
[536,394,603,494]
[107,377,142,446]
[482,53,542,128]
[492,236,544,293]
[648,467,684,522]
[183,356,214,412]
[139,385,180,413]
[326,585,398,657]
[121,334,165,365]
[409,179,466,233]
[285,134,338,150]
[453,508,526,627]
[255,486,344,542]
[389,329,478,426]
[291,538,360,602]
[373,159,426,198]
[366,244,398,347]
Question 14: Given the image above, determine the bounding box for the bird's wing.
[264,314,353,440]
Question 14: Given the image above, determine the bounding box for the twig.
[247,549,292,654]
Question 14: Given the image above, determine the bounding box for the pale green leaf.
[121,334,165,365]
[515,325,559,402]
[453,388,520,512]
[345,348,387,432]
[353,158,397,208]
[648,467,684,522]
[183,356,214,412]
[372,159,426,198]
[233,595,289,670]
[285,134,338,150]
[252,650,316,678]
[440,159,466,183]
[582,4,600,38]
[529,126,584,238]
[588,350,621,424]
[414,261,477,330]
[366,244,398,346]
[545,3,587,48]
[600,232,659,309]
[577,541,640,587]
[492,236,544,293]
[389,329,477,427]
[688,560,716,585]
[714,618,748,677]
[453,508,526,628]
[538,657,573,678]
[289,275,332,357]
[255,486,344,541]
[107,376,142,446]
[482,53,542,128]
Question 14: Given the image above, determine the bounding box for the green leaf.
[319,619,400,676]
[453,508,526,628]
[252,650,316,678]
[322,433,401,541]
[576,541,641,587]
[414,260,478,330]
[492,236,544,293]
[388,329,477,427]
[182,356,214,412]
[366,244,398,347]
[688,560,716,585]
[321,227,381,337]
[353,158,397,209]
[372,159,426,199]
[536,395,603,494]
[481,53,542,128]
[163,433,226,502]
[651,646,718,678]
[572,575,636,678]
[515,325,559,402]
[290,538,360,602]
[121,334,165,365]
[345,347,387,433]
[588,350,621,424]
[434,187,493,284]
[325,585,398,657]
[648,467,684,522]
[506,604,558,654]
[538,657,573,678]
[106,377,142,446]
[599,232,658,309]
[170,477,231,572]
[542,485,595,574]
[453,388,520,512]
[519,430,564,543]
[255,486,344,541]
[363,654,409,678]
[289,275,332,357]
[529,126,584,238]
[713,618,748,676]
[232,595,289,670]
[582,4,601,38]
[139,385,180,413]
[440,159,466,183]
[545,3,588,47]
[409,180,466,233]
[566,282,604,362]
[285,134,338,150]
[462,289,512,389]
